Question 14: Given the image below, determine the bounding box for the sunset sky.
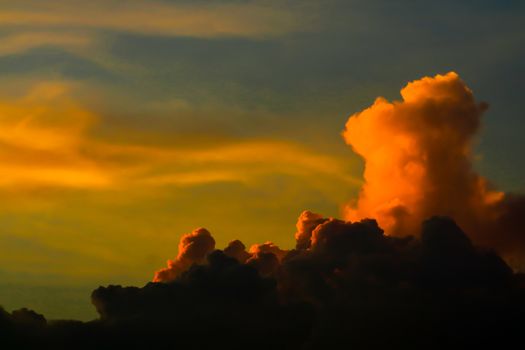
[0,0,524,320]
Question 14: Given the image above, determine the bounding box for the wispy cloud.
[0,31,93,57]
[0,0,304,39]
[0,82,112,188]
[0,81,359,191]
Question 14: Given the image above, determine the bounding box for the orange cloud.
[0,82,112,188]
[154,231,292,282]
[342,72,524,264]
[153,228,216,282]
[0,81,359,193]
[295,210,329,249]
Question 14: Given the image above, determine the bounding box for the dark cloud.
[295,210,329,250]
[2,213,524,348]
[223,239,251,263]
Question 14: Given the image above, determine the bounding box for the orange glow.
[342,72,503,237]
[0,82,113,188]
[0,82,359,191]
[153,228,215,282]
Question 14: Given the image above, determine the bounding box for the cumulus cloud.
[153,228,216,282]
[295,210,329,249]
[3,213,524,348]
[154,233,290,280]
[223,239,251,263]
[342,72,525,265]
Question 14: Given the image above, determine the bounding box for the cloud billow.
[343,72,525,266]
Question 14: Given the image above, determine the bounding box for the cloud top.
[342,72,524,264]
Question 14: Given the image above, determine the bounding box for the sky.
[0,0,524,320]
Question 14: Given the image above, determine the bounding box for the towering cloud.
[343,72,525,265]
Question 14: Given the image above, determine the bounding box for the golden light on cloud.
[153,227,216,282]
[0,82,113,188]
[343,72,499,234]
[342,72,524,265]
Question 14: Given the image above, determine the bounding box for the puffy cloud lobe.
[310,218,385,255]
[152,225,292,280]
[246,251,280,277]
[342,72,525,265]
[246,242,288,277]
[153,232,290,280]
[295,210,329,249]
[223,239,251,263]
[153,227,215,282]
[246,241,289,276]
[248,242,288,261]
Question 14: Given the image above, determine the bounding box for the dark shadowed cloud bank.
[2,73,525,348]
[2,214,525,348]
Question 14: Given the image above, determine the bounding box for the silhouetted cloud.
[223,239,251,263]
[2,214,524,348]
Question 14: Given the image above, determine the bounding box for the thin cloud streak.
[0,0,304,39]
[0,31,94,57]
[0,81,360,191]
